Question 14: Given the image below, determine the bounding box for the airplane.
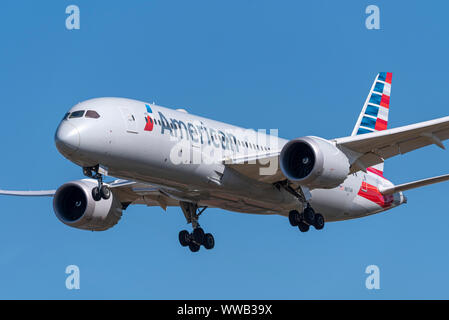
[2,72,449,253]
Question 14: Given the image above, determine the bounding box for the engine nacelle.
[280,136,350,189]
[53,180,123,231]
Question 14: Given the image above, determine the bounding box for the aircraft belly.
[309,188,350,221]
[309,174,364,222]
[108,163,299,215]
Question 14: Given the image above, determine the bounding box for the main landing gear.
[83,165,111,202]
[288,205,325,233]
[179,202,215,252]
[274,181,325,233]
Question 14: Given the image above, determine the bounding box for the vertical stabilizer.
[352,72,393,175]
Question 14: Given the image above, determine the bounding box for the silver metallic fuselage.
[55,97,406,222]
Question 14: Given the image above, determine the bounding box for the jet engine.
[53,180,123,231]
[280,136,350,189]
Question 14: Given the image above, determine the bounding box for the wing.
[224,116,449,183]
[225,151,284,184]
[0,179,180,210]
[108,179,180,210]
[334,116,449,172]
[0,189,56,197]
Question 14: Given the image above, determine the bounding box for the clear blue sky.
[0,0,448,299]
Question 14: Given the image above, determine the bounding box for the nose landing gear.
[179,202,215,252]
[288,205,325,233]
[83,165,111,201]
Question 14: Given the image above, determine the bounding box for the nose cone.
[55,122,80,156]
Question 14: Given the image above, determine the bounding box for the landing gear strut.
[178,202,215,252]
[83,165,111,201]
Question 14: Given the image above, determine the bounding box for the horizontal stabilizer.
[379,174,449,195]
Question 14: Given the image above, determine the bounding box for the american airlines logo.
[144,104,154,132]
[144,104,247,153]
[158,111,241,152]
[142,104,279,175]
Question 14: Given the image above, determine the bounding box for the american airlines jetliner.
[2,72,449,252]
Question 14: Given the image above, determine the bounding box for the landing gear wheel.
[92,187,101,201]
[100,185,111,200]
[84,165,109,201]
[298,222,310,233]
[189,242,200,252]
[193,228,205,244]
[288,210,301,227]
[203,233,215,250]
[179,230,190,247]
[303,207,315,225]
[314,213,325,230]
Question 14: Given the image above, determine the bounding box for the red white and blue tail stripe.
[352,72,393,176]
[352,72,392,136]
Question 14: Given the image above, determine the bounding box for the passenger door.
[120,107,138,134]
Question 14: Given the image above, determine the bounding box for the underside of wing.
[225,152,284,183]
[109,180,180,210]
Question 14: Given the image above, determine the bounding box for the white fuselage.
[55,97,406,222]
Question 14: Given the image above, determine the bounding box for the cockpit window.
[69,110,85,118]
[85,110,100,119]
[62,113,70,120]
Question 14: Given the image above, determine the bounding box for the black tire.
[303,207,315,225]
[179,230,190,247]
[100,185,111,200]
[298,222,310,233]
[314,213,325,230]
[203,233,215,250]
[189,242,200,252]
[92,187,101,201]
[288,210,300,226]
[193,228,205,244]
